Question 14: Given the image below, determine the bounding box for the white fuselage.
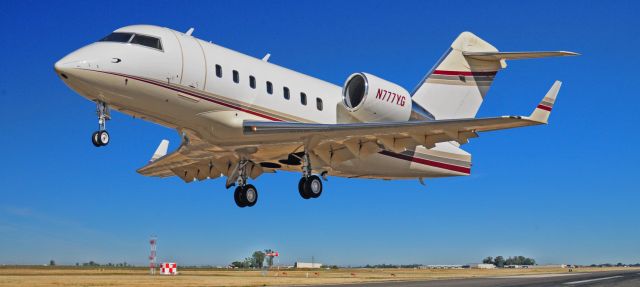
[54,25,471,179]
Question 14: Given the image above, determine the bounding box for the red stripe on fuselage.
[379,150,471,174]
[86,69,284,122]
[537,104,552,111]
[432,70,497,77]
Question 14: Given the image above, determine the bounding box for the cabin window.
[266,81,273,94]
[316,97,323,111]
[300,92,307,105]
[283,87,290,100]
[249,76,256,89]
[99,32,133,43]
[130,34,163,50]
[233,70,239,83]
[215,65,222,78]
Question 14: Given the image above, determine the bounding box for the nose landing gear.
[92,101,111,147]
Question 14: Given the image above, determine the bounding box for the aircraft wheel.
[243,184,258,207]
[97,130,110,146]
[92,131,101,147]
[298,177,311,199]
[234,186,246,208]
[305,175,323,198]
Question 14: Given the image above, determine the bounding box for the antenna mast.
[149,236,157,275]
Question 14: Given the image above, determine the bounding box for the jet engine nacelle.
[342,72,411,122]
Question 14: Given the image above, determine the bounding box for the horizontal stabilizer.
[463,51,579,61]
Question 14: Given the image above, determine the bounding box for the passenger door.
[176,34,206,90]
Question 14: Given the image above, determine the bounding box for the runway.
[302,270,640,287]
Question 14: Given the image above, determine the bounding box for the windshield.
[130,34,163,50]
[98,32,133,43]
[97,32,163,51]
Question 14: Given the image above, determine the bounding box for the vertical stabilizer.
[411,32,502,120]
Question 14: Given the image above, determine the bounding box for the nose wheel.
[92,101,111,147]
[92,130,110,147]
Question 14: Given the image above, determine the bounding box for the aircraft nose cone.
[54,59,71,80]
[54,49,89,80]
[54,59,68,74]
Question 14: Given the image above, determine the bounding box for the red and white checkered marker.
[160,262,177,275]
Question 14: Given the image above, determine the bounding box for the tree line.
[482,256,535,267]
[230,249,277,269]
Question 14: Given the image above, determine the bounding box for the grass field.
[1,266,638,287]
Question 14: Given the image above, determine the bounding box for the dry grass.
[0,266,638,287]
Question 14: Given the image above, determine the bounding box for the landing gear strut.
[233,160,258,208]
[91,101,110,147]
[298,151,323,199]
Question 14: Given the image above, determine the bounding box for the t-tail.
[411,32,577,120]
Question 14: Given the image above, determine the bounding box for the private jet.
[54,25,576,207]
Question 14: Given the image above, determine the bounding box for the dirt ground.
[0,266,638,287]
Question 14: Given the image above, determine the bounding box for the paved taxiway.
[301,270,640,287]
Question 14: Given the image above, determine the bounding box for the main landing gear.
[234,184,258,208]
[231,152,325,207]
[298,152,323,200]
[233,160,258,208]
[91,101,111,147]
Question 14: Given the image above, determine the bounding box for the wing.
[136,130,286,187]
[138,81,560,183]
[137,130,239,182]
[243,81,561,157]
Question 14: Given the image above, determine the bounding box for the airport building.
[420,265,464,269]
[469,263,496,269]
[294,262,322,268]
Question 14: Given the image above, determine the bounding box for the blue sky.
[0,0,638,266]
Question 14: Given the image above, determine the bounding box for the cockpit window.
[99,32,134,43]
[98,32,163,51]
[130,34,163,50]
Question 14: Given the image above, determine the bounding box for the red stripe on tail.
[537,104,552,111]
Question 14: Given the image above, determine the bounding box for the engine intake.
[342,73,411,122]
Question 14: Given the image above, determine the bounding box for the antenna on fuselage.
[185,27,194,36]
[262,53,271,62]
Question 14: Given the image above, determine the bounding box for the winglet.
[150,140,170,162]
[529,81,562,123]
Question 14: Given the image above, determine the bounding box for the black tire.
[234,186,246,208]
[243,184,258,207]
[92,131,101,147]
[298,177,311,199]
[98,130,110,146]
[305,175,323,198]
